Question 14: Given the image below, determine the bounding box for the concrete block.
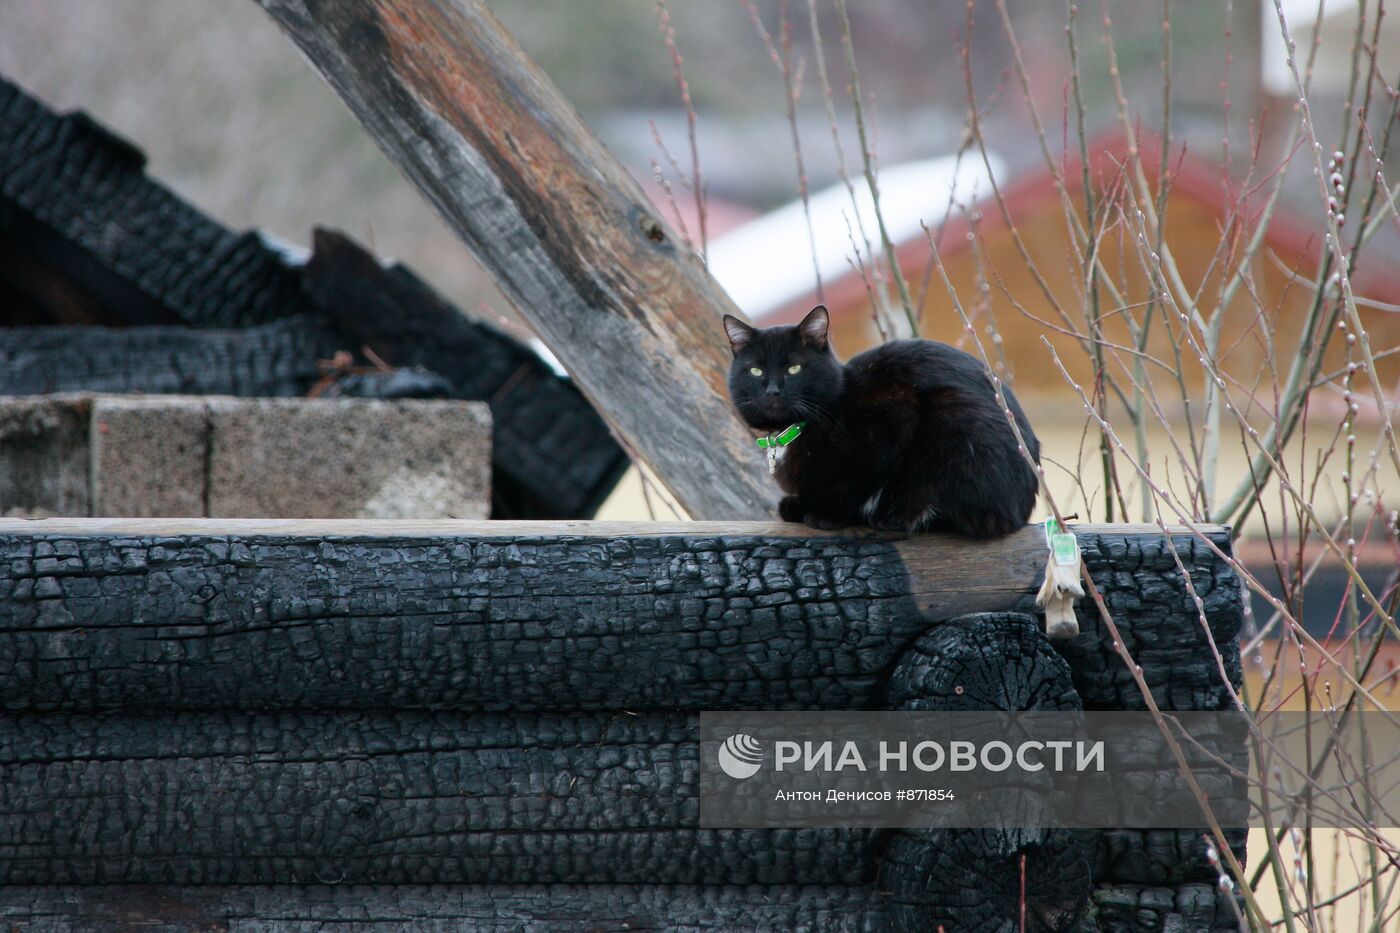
[0,395,90,517]
[90,396,208,517]
[207,398,491,519]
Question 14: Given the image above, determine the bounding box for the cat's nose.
[765,383,781,396]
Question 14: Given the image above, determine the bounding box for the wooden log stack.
[0,518,1243,930]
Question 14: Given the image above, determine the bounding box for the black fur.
[724,306,1041,540]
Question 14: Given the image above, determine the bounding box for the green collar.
[756,422,805,449]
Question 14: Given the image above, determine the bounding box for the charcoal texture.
[0,525,1244,928]
[877,614,1090,932]
[1091,882,1243,931]
[0,319,345,397]
[0,530,1238,714]
[0,79,308,329]
[1055,531,1246,893]
[0,532,922,712]
[0,710,881,886]
[1057,530,1243,713]
[0,884,888,931]
[885,612,1084,712]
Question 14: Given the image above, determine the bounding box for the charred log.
[0,518,1244,927]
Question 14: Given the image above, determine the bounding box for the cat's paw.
[778,496,805,523]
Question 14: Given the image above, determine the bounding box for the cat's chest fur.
[774,381,918,492]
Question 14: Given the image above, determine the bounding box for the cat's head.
[722,305,843,431]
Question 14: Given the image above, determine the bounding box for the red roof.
[765,129,1400,327]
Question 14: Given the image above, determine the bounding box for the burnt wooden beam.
[0,318,343,397]
[878,613,1091,930]
[301,229,628,518]
[253,0,775,520]
[0,884,891,930]
[0,623,1084,917]
[0,519,1241,714]
[0,78,310,329]
[0,709,878,886]
[0,883,1245,931]
[0,519,1243,926]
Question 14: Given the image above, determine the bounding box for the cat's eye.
[787,364,802,375]
[749,367,763,377]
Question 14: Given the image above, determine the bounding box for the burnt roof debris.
[0,77,309,329]
[0,75,627,519]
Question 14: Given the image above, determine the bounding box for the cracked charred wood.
[0,318,344,397]
[885,612,1084,711]
[0,520,1241,714]
[253,0,775,520]
[0,709,884,886]
[0,78,310,329]
[1092,882,1243,930]
[0,519,1244,922]
[876,614,1241,926]
[0,884,888,930]
[877,614,1092,933]
[0,622,1071,890]
[0,625,1129,897]
[1090,826,1248,887]
[880,827,1092,933]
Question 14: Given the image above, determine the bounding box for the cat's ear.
[798,305,830,348]
[722,314,756,354]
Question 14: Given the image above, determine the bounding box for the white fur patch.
[860,487,884,522]
[911,504,941,531]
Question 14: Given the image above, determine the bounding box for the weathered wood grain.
[252,0,775,520]
[0,520,1240,714]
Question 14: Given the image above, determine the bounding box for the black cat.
[723,305,1041,539]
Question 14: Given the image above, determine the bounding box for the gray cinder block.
[0,395,90,517]
[206,398,491,519]
[0,395,491,519]
[90,396,208,518]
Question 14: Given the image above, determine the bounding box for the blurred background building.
[0,0,1274,331]
[1,0,1394,528]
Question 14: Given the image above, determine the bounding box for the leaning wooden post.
[254,0,774,520]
